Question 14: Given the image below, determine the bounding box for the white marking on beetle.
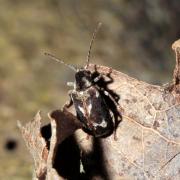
[79,91,84,95]
[82,77,91,87]
[87,103,92,114]
[93,119,107,128]
[78,105,85,114]
[104,91,109,96]
[95,91,99,98]
[86,81,91,87]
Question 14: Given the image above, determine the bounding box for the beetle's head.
[74,23,102,91]
[75,69,92,90]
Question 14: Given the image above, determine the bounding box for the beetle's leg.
[102,68,113,84]
[94,68,113,84]
[93,74,103,83]
[103,90,124,140]
[67,82,74,87]
[64,90,73,108]
[104,90,118,105]
[104,90,124,112]
[104,90,115,100]
[105,90,125,117]
[93,69,112,83]
[104,90,109,96]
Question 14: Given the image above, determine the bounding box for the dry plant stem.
[19,40,180,180]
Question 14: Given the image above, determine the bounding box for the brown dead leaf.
[19,40,180,179]
[18,109,82,180]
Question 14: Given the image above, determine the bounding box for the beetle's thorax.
[75,69,92,91]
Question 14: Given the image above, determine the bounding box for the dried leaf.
[18,112,48,179]
[172,39,180,95]
[18,109,81,179]
[19,40,180,179]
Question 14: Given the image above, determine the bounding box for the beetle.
[45,23,121,138]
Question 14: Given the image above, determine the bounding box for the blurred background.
[0,0,179,179]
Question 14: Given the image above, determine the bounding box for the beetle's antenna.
[86,22,102,69]
[44,52,77,72]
